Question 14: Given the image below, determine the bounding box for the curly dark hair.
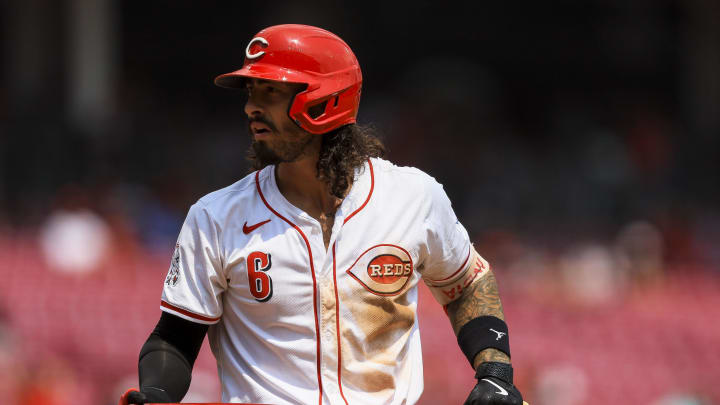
[317,124,385,198]
[248,123,385,198]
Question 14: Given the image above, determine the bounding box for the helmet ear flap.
[290,84,360,134]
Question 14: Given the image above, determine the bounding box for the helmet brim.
[214,63,316,89]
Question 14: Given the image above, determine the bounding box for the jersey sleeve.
[160,202,226,325]
[419,178,490,305]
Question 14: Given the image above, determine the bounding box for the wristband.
[457,315,510,367]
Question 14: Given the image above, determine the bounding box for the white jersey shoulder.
[369,158,468,276]
[195,170,259,221]
[160,170,262,325]
[371,158,443,190]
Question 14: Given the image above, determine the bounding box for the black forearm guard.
[137,312,209,403]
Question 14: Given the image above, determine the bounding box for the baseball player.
[120,24,525,405]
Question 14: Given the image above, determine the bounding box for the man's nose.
[244,97,263,118]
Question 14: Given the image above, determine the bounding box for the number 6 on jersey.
[247,251,273,302]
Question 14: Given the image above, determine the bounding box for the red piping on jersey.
[332,243,350,405]
[424,244,472,284]
[255,170,324,405]
[160,300,220,323]
[343,159,374,224]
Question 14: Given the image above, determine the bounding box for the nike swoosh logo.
[481,378,508,396]
[243,219,271,234]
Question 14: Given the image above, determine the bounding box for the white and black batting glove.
[464,362,524,405]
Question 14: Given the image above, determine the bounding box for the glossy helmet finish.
[214,24,362,135]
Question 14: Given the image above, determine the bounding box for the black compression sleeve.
[151,311,209,367]
[137,312,209,402]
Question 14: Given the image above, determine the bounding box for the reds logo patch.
[346,244,414,296]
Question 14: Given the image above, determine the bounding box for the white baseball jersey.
[160,158,490,405]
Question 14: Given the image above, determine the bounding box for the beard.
[247,119,315,170]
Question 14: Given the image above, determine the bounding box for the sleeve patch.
[424,250,490,306]
[165,243,181,287]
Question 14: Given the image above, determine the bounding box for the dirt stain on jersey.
[339,290,415,392]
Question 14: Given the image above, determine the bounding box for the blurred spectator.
[690,210,720,269]
[16,355,86,405]
[559,243,628,307]
[614,220,664,285]
[0,309,23,405]
[39,207,110,274]
[533,365,588,405]
[652,394,714,405]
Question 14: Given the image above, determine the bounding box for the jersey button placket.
[320,290,340,404]
[330,211,352,404]
[317,218,344,404]
[305,220,332,403]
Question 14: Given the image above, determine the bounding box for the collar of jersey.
[257,159,373,225]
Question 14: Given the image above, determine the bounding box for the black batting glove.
[119,389,147,405]
[119,387,172,404]
[125,390,148,404]
[464,362,524,405]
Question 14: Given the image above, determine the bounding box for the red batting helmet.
[214,24,362,135]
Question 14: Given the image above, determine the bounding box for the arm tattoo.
[446,270,510,368]
[446,270,504,333]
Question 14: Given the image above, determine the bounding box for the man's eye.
[266,87,276,93]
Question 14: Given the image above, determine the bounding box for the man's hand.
[464,376,524,405]
[464,362,525,405]
[119,388,148,405]
[119,386,175,404]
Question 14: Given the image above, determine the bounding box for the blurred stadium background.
[1,1,719,404]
